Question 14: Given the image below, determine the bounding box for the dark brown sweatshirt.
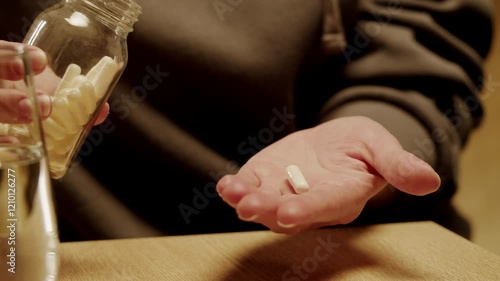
[0,0,494,241]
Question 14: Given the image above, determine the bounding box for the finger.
[0,40,24,49]
[236,185,283,221]
[216,160,268,203]
[217,175,255,208]
[237,190,310,234]
[236,190,279,221]
[354,118,441,195]
[0,40,47,70]
[234,167,288,223]
[221,169,301,233]
[0,42,47,80]
[93,103,110,125]
[0,55,24,81]
[27,48,48,74]
[378,150,441,195]
[0,89,52,123]
[0,136,20,144]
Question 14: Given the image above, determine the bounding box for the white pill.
[87,57,119,99]
[54,64,81,97]
[70,75,87,88]
[67,89,90,126]
[53,134,78,155]
[94,60,119,99]
[50,97,80,134]
[0,123,27,137]
[47,151,67,169]
[0,123,9,135]
[42,118,66,141]
[86,56,114,81]
[78,81,98,114]
[57,88,69,99]
[45,136,55,151]
[286,165,310,194]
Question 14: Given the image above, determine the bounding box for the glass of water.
[0,45,59,280]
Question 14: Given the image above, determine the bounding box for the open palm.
[217,116,440,234]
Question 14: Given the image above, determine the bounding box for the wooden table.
[59,221,500,280]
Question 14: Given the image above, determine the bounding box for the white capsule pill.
[66,89,90,126]
[54,64,81,97]
[45,136,56,151]
[14,124,32,138]
[70,75,87,88]
[87,57,119,99]
[47,151,67,169]
[0,123,26,136]
[78,81,98,115]
[0,123,9,135]
[54,134,78,155]
[50,97,80,134]
[94,60,119,99]
[42,118,66,141]
[286,165,310,194]
[86,56,114,81]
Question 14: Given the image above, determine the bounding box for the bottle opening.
[69,0,143,37]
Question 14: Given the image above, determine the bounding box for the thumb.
[377,149,441,195]
[363,121,441,196]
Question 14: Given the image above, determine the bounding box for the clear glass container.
[0,45,59,281]
[22,0,142,179]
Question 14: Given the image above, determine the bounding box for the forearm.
[298,0,494,221]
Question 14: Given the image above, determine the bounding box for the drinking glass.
[0,45,59,280]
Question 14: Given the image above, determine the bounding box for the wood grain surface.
[58,221,500,281]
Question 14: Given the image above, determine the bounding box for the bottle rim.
[67,0,143,36]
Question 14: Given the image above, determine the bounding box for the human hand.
[0,40,109,124]
[217,116,441,234]
[0,40,52,123]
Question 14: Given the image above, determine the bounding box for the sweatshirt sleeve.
[304,0,494,228]
[319,0,494,139]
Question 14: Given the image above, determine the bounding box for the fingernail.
[37,95,52,118]
[30,49,47,72]
[432,172,441,190]
[238,214,259,222]
[17,99,33,122]
[277,221,297,229]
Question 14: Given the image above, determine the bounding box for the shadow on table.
[219,225,430,281]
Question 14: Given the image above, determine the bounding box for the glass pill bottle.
[22,0,142,179]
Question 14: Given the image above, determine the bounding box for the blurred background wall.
[454,1,500,256]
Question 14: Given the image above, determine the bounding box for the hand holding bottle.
[0,40,109,125]
[0,40,52,123]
